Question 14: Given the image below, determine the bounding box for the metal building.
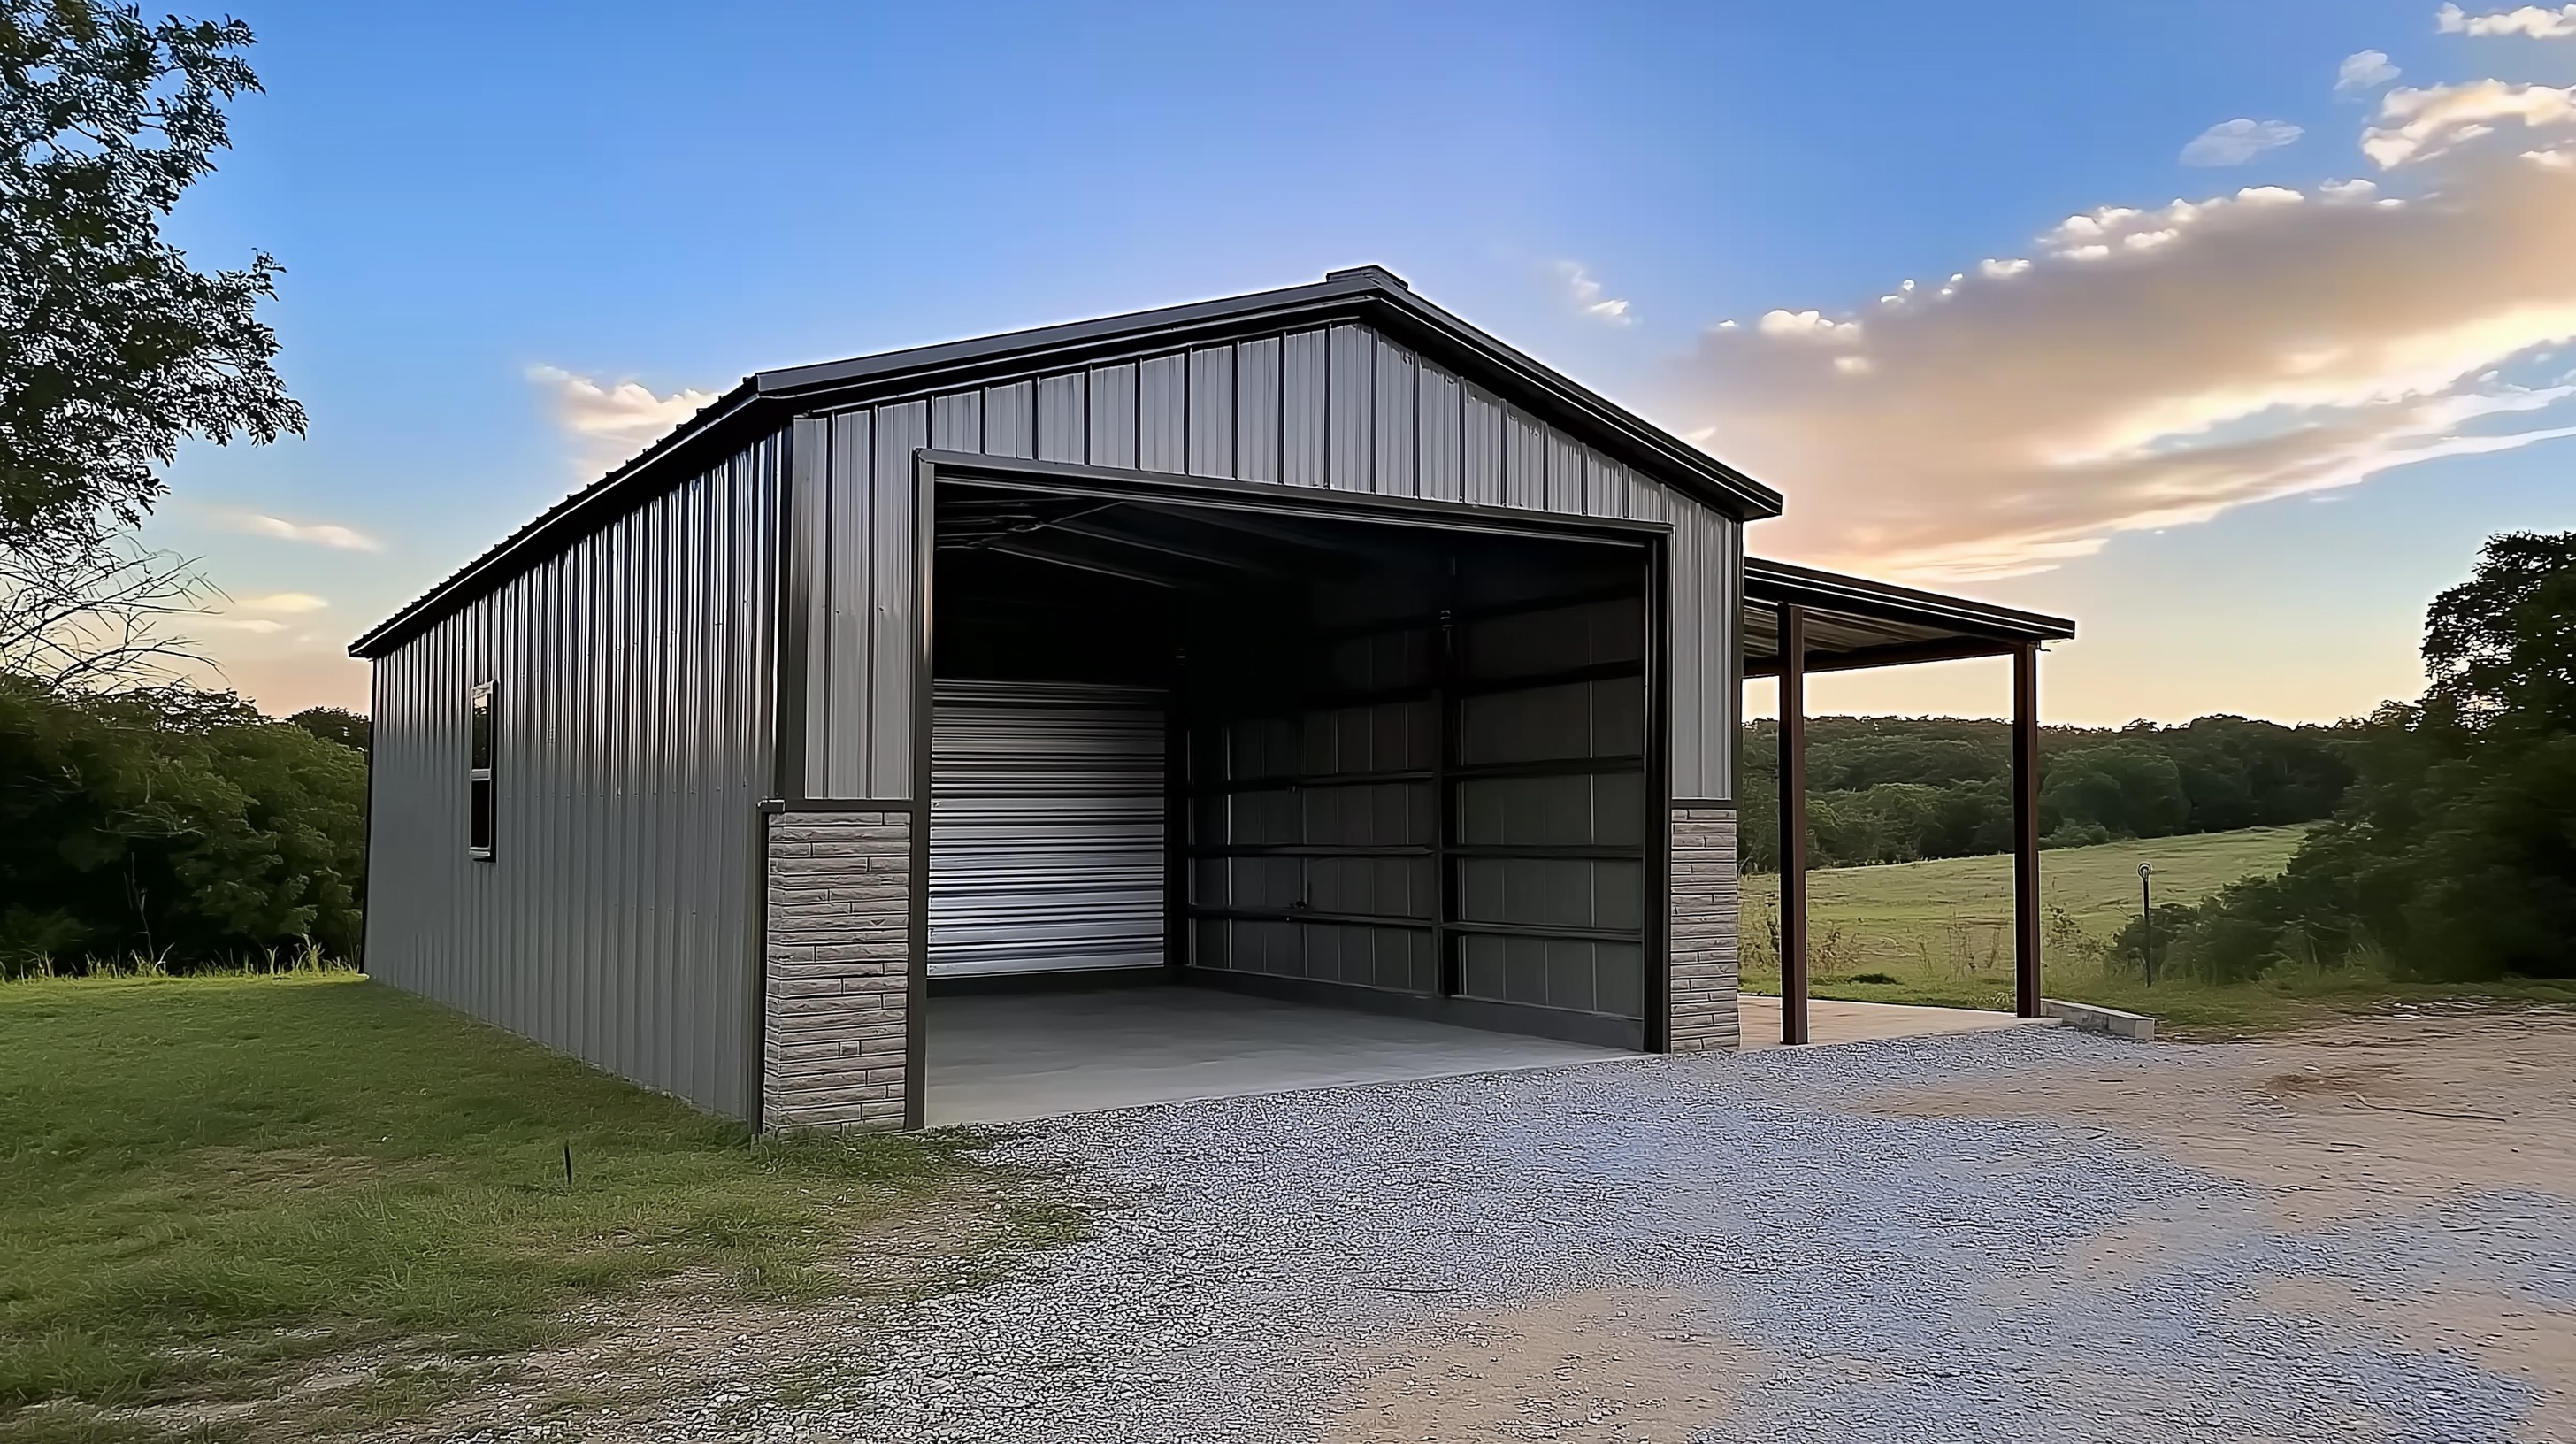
[352,267,2072,1131]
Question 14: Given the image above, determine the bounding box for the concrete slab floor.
[1736,994,2051,1050]
[928,986,2053,1125]
[924,985,1628,1125]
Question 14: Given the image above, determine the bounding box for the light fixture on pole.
[2138,862,2157,987]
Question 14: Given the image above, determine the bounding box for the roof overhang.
[350,266,1781,660]
[1743,557,2074,675]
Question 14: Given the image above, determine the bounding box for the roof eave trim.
[1744,556,2077,644]
[346,379,766,658]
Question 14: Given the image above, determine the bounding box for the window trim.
[468,681,495,860]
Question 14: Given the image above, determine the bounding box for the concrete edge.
[2040,998,2157,1041]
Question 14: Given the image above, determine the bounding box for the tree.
[0,673,365,970]
[2040,743,2189,839]
[1,1,303,549]
[288,705,367,754]
[2155,531,2576,981]
[0,530,214,687]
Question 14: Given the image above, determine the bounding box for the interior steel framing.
[883,451,1679,1125]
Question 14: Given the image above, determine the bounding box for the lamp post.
[2138,862,2156,987]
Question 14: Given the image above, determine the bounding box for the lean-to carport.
[1743,558,2076,1044]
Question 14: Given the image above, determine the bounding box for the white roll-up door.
[929,680,1168,978]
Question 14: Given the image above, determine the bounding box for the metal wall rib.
[797,322,1739,804]
[366,431,786,1119]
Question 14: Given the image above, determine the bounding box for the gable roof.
[351,266,1782,659]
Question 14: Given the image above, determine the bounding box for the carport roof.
[351,266,1783,659]
[1743,557,2075,675]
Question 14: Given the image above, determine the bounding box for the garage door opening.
[924,479,1655,1122]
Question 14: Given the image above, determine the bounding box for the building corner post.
[2012,642,2043,1018]
[1777,603,1809,1046]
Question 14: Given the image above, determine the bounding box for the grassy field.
[1739,826,2576,1033]
[0,975,1062,1444]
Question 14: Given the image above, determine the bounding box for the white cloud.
[204,618,287,634]
[217,511,383,552]
[2364,80,2576,166]
[2181,118,2305,165]
[1554,262,1635,325]
[2338,50,2403,91]
[233,591,327,614]
[1663,148,2576,581]
[2437,3,2576,38]
[1758,309,1863,342]
[1979,257,2033,279]
[526,365,720,474]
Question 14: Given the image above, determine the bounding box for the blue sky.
[147,0,2576,723]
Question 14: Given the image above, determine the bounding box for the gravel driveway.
[748,1017,2576,1444]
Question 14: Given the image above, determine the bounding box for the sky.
[140,0,2576,726]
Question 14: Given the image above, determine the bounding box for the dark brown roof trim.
[1745,556,2076,645]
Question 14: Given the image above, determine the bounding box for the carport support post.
[1777,603,1810,1046]
[2012,642,2043,1018]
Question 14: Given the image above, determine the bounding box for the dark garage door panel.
[930,680,1168,978]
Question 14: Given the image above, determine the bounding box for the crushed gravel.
[696,1026,2571,1443]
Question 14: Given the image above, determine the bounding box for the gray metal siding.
[366,431,785,1119]
[794,321,1737,804]
[928,681,1167,977]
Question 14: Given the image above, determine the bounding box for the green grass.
[1739,826,2576,1033]
[0,975,1048,1444]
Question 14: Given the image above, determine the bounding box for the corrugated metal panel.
[985,380,1034,459]
[795,319,1740,807]
[1417,360,1461,503]
[1326,324,1375,491]
[364,429,783,1120]
[1088,361,1138,469]
[1281,328,1328,487]
[1138,353,1185,473]
[1187,345,1234,478]
[1665,491,1736,799]
[1035,372,1085,463]
[1372,334,1417,497]
[929,680,1166,976]
[868,401,925,796]
[1503,403,1547,511]
[1461,381,1505,507]
[1233,335,1280,482]
[931,389,981,452]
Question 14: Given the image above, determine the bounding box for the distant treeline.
[1736,714,2356,872]
[0,676,371,976]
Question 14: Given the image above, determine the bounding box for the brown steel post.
[2012,642,2043,1018]
[1778,603,1810,1045]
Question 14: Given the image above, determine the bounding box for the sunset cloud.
[1664,149,2576,581]
[233,591,328,614]
[217,511,383,552]
[2437,4,2576,39]
[527,365,719,474]
[2363,80,2576,166]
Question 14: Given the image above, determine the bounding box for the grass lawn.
[0,974,1062,1444]
[1739,826,2576,1033]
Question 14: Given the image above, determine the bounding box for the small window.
[468,682,495,858]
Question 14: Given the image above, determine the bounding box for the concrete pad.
[2042,997,2158,1041]
[926,986,1629,1125]
[1736,995,2051,1051]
